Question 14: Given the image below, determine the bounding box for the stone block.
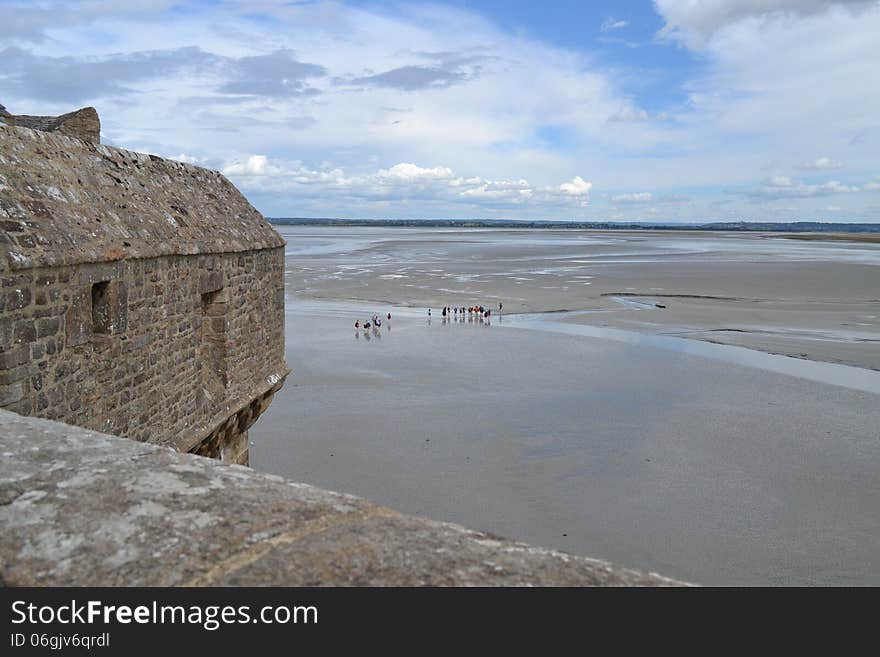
[0,365,27,385]
[13,320,35,344]
[199,271,224,295]
[0,345,29,370]
[0,381,25,406]
[35,317,60,339]
[65,287,91,347]
[4,288,31,311]
[0,317,12,348]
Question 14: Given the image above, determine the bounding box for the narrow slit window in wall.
[90,280,127,335]
[200,289,229,388]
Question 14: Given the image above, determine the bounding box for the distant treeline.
[269,217,880,233]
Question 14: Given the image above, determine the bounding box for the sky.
[1,0,879,222]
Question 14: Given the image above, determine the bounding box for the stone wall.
[0,410,686,586]
[0,115,289,464]
[0,248,288,463]
[0,105,100,144]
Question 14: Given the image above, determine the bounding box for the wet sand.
[250,226,880,585]
[283,227,880,369]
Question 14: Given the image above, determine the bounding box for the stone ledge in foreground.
[0,410,688,586]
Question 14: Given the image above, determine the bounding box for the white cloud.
[797,157,843,170]
[822,181,859,194]
[559,176,592,196]
[612,192,653,203]
[609,192,692,206]
[601,18,629,32]
[173,153,205,165]
[863,177,880,191]
[222,155,278,176]
[2,1,878,221]
[647,0,880,203]
[223,155,591,209]
[375,163,455,182]
[654,0,876,47]
[0,1,629,218]
[607,107,650,123]
[749,175,860,199]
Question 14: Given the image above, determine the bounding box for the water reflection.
[507,312,880,395]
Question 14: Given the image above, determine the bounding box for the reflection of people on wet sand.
[353,310,395,339]
[353,302,498,334]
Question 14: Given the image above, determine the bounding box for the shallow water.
[506,311,880,396]
[252,227,880,585]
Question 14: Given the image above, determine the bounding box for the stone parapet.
[0,410,686,586]
[0,105,100,144]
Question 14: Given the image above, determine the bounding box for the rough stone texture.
[0,411,687,586]
[0,246,288,459]
[1,119,289,462]
[0,105,101,144]
[0,123,284,271]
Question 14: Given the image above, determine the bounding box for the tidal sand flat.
[281,226,880,369]
[252,226,880,585]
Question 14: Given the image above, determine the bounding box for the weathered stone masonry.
[0,104,100,145]
[0,113,288,464]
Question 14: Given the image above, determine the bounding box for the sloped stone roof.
[0,122,284,272]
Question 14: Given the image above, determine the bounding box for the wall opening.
[90,280,126,335]
[200,288,228,390]
[91,282,111,334]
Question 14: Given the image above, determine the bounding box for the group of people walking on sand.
[429,302,502,322]
[354,301,504,335]
[355,312,392,332]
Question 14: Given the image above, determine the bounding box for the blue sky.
[1,0,879,221]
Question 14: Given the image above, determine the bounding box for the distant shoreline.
[269,217,880,234]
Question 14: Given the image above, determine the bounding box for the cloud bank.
[0,0,877,221]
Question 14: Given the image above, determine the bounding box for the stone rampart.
[1,118,289,464]
[0,410,685,586]
[0,105,100,144]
